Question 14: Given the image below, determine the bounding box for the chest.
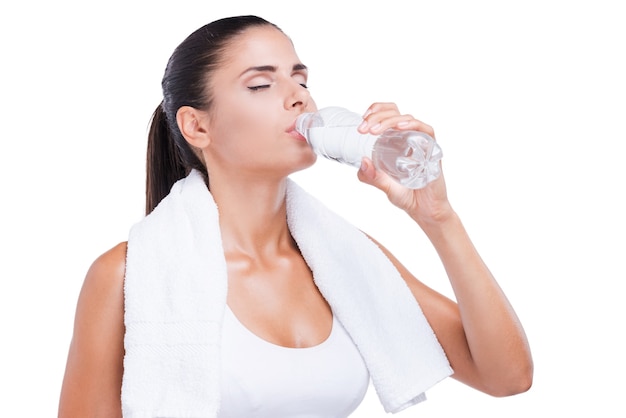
[219,306,370,417]
[225,249,332,348]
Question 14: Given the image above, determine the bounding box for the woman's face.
[203,25,318,181]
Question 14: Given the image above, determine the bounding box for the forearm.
[353,102,532,393]
[416,210,533,395]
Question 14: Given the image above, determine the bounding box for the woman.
[59,15,532,417]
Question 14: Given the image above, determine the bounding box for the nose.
[284,80,310,111]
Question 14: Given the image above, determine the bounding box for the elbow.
[492,374,533,398]
[487,362,534,397]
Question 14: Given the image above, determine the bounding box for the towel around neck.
[122,169,452,417]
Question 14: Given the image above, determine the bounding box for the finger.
[360,103,400,126]
[361,113,436,138]
[395,118,436,138]
[363,102,399,118]
[359,110,405,134]
[357,158,396,195]
[360,103,437,142]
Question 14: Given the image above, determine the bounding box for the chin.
[288,153,317,175]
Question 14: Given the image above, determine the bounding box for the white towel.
[122,169,452,417]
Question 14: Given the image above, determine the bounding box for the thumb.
[357,158,395,193]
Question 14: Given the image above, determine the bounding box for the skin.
[58,25,533,417]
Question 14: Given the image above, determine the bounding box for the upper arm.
[58,242,127,418]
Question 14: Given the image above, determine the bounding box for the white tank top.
[219,306,370,417]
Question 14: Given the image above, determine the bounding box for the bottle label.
[307,126,376,168]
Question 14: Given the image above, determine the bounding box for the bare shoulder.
[73,240,127,345]
[85,241,127,287]
[75,241,127,316]
[58,242,127,417]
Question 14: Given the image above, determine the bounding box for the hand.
[356,102,454,225]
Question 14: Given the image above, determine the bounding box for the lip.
[286,118,307,142]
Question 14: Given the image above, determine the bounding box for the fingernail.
[358,120,368,131]
[397,121,409,127]
[371,123,382,132]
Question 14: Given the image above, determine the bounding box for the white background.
[1,0,625,416]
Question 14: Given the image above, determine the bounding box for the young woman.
[59,15,532,417]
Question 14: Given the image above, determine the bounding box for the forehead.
[221,26,299,69]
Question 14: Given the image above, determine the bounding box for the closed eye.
[248,85,271,91]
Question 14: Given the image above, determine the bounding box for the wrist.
[409,202,458,231]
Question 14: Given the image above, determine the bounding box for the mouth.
[286,119,307,142]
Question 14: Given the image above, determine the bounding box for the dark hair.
[146,15,280,214]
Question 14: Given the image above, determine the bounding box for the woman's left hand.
[356,102,453,225]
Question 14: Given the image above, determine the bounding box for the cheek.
[210,107,276,164]
[213,98,272,142]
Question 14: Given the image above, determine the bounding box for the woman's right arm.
[58,242,127,418]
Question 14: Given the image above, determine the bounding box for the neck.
[209,175,294,258]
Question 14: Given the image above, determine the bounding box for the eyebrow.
[239,63,308,77]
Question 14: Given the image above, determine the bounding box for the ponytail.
[146,103,209,214]
[146,103,187,214]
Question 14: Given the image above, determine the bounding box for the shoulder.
[81,240,127,307]
[58,243,127,416]
[77,242,127,322]
[87,241,127,282]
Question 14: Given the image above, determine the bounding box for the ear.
[176,106,212,149]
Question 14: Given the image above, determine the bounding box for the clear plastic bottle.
[296,106,443,189]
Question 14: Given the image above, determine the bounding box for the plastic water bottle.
[296,106,443,189]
